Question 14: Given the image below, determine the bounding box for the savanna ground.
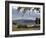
[12,24,40,31]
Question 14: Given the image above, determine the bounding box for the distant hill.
[13,19,35,25]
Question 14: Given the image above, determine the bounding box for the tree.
[35,18,40,24]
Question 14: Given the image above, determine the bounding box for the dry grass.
[12,24,40,31]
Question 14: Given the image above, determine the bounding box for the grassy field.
[12,24,40,31]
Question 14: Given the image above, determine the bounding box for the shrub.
[17,25,27,28]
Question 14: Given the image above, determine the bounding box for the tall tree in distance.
[35,18,40,24]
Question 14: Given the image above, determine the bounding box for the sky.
[12,7,40,20]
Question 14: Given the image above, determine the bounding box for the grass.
[12,24,40,31]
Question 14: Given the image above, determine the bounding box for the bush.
[13,22,17,25]
[17,25,22,28]
[24,25,27,28]
[17,25,27,28]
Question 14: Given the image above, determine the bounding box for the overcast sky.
[12,7,40,20]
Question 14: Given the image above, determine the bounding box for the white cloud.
[12,7,40,20]
[12,6,18,10]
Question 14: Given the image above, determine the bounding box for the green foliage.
[17,25,27,28]
[13,23,17,25]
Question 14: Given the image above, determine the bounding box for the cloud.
[12,7,40,20]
